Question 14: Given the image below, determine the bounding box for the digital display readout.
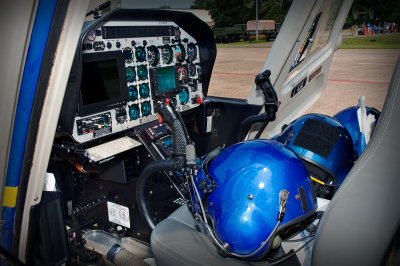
[155,66,176,93]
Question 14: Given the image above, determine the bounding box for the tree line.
[349,0,400,26]
[190,0,400,27]
[191,0,292,27]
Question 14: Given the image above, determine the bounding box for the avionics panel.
[71,20,205,143]
[149,66,190,99]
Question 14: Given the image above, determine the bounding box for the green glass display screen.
[156,67,176,93]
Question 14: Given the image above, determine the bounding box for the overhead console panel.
[57,9,216,143]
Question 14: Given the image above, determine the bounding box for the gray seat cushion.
[151,205,248,266]
[151,203,309,266]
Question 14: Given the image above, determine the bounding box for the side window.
[290,13,321,71]
[290,0,343,72]
[310,0,343,53]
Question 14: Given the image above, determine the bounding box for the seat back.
[312,57,400,265]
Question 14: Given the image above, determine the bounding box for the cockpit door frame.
[0,0,89,262]
[16,1,89,262]
[247,0,353,138]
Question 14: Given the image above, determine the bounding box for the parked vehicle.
[212,20,281,43]
[213,24,247,43]
[247,20,281,41]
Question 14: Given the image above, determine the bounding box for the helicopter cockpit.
[2,1,399,265]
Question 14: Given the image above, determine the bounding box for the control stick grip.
[157,101,189,157]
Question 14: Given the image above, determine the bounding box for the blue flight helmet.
[273,114,354,199]
[334,106,380,157]
[191,139,317,260]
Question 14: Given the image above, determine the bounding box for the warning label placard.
[107,201,130,228]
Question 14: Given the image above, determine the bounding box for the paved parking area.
[308,49,400,115]
[208,47,400,116]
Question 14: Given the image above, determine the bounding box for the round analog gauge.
[176,66,188,84]
[126,66,136,83]
[174,43,186,62]
[139,83,150,99]
[128,85,138,101]
[161,45,173,64]
[135,46,146,62]
[129,104,140,120]
[187,43,197,61]
[137,65,148,81]
[179,87,190,105]
[147,45,160,67]
[190,79,198,92]
[123,47,134,63]
[188,64,196,77]
[141,101,152,116]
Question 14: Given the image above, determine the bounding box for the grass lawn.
[340,33,400,49]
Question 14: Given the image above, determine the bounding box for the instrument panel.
[72,21,204,143]
[49,9,216,253]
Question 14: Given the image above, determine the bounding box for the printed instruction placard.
[107,201,130,228]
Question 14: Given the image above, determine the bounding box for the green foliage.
[208,0,253,27]
[372,0,400,24]
[259,0,292,24]
[340,34,400,49]
[192,0,292,27]
[193,0,399,28]
[348,0,400,25]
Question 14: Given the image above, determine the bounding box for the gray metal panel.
[0,0,36,212]
[312,57,400,265]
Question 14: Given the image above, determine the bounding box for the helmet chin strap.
[190,170,289,259]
